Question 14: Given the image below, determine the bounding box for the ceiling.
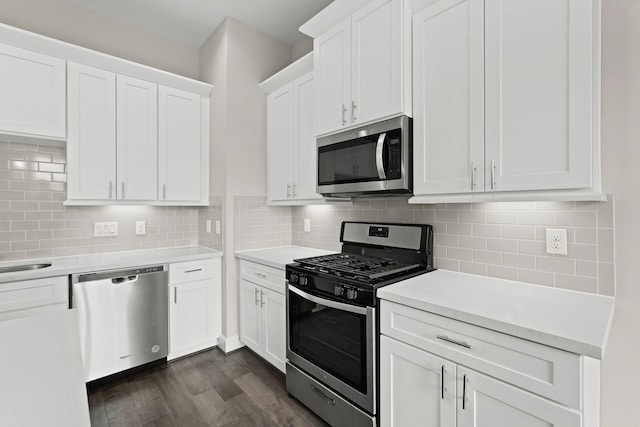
[63,0,333,47]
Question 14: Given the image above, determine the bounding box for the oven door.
[286,283,375,413]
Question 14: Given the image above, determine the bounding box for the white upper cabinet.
[484,0,593,192]
[158,86,207,203]
[116,75,158,201]
[0,42,66,140]
[309,0,411,137]
[411,0,601,203]
[67,63,209,205]
[66,62,117,201]
[412,0,484,196]
[262,54,324,205]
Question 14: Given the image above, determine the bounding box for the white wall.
[199,17,292,347]
[0,0,200,79]
[599,0,640,425]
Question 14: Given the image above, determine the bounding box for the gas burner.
[294,253,422,282]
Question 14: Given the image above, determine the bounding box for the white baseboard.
[217,334,245,354]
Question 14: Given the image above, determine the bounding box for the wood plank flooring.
[87,348,329,427]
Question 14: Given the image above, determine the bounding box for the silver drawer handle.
[255,272,267,278]
[310,384,335,406]
[185,268,202,274]
[437,334,471,349]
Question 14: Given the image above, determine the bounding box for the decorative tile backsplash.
[292,197,615,296]
[0,141,199,261]
[233,196,292,251]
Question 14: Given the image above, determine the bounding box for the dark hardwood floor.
[87,348,329,427]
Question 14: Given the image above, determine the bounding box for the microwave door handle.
[376,133,387,180]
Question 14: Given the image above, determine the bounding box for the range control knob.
[334,286,345,297]
[299,276,309,286]
[289,273,299,284]
[346,288,358,300]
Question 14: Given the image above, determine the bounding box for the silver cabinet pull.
[287,183,292,198]
[437,334,471,349]
[109,181,113,199]
[260,290,265,307]
[462,374,468,410]
[292,183,297,198]
[163,184,166,200]
[254,288,260,305]
[470,162,476,190]
[490,160,496,190]
[441,365,445,399]
[174,287,177,304]
[121,182,125,199]
[351,101,357,123]
[342,104,347,126]
[255,272,266,279]
[185,268,202,274]
[310,384,336,406]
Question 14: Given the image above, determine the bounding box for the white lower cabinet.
[380,300,596,427]
[168,258,221,360]
[0,276,68,321]
[238,260,286,372]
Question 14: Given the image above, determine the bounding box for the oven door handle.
[288,285,368,316]
[375,132,387,180]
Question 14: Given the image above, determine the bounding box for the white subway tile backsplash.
[487,211,518,225]
[460,261,487,276]
[518,269,555,287]
[576,260,598,278]
[536,256,576,275]
[503,253,536,269]
[473,223,502,238]
[502,225,535,240]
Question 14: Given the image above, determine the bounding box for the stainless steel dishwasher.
[71,264,168,382]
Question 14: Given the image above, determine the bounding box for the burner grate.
[295,253,421,281]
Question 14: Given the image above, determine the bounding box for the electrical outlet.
[546,228,567,255]
[94,221,118,237]
[304,218,311,233]
[215,220,221,234]
[135,221,146,235]
[206,219,211,233]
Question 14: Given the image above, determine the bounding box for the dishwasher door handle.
[111,275,138,284]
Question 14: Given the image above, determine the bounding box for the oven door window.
[288,289,368,394]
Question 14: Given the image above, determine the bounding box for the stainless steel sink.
[0,263,52,274]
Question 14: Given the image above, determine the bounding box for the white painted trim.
[63,199,209,206]
[299,0,372,38]
[0,23,211,97]
[217,335,245,354]
[266,197,352,206]
[259,53,313,94]
[409,190,607,204]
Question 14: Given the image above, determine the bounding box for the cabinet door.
[413,0,484,195]
[116,75,158,201]
[66,62,117,201]
[0,42,66,139]
[380,336,456,427]
[267,83,295,202]
[314,19,351,136]
[239,280,261,353]
[169,279,217,358]
[293,72,322,201]
[351,0,402,125]
[158,86,203,202]
[458,367,580,427]
[484,0,593,192]
[261,288,286,373]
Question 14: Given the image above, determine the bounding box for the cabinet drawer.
[170,258,218,284]
[381,301,582,409]
[239,260,285,294]
[0,276,68,318]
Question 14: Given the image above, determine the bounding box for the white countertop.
[234,246,334,270]
[0,246,222,284]
[377,269,615,359]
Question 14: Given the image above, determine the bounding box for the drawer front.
[239,260,285,294]
[170,258,218,284]
[381,301,582,409]
[0,276,68,316]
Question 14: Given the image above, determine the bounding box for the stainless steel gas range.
[285,221,434,427]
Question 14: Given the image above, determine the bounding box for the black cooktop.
[293,252,422,282]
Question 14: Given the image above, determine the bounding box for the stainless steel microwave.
[316,115,412,197]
